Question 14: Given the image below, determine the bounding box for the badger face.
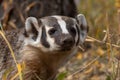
[23,14,88,52]
[40,16,77,51]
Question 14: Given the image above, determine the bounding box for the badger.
[0,14,88,80]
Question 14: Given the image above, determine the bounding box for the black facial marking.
[75,24,80,46]
[41,17,62,37]
[69,26,76,37]
[48,28,57,35]
[41,27,50,48]
[62,17,76,39]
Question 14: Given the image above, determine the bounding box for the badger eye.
[49,28,57,35]
[70,27,76,33]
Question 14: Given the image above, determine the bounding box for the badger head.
[23,14,88,52]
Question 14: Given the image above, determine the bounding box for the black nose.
[62,38,73,44]
[61,35,74,48]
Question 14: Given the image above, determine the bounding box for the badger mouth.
[59,45,73,51]
[60,48,71,51]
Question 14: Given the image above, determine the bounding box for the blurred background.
[64,0,120,80]
[0,0,120,80]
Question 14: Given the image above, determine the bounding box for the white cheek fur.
[45,26,59,51]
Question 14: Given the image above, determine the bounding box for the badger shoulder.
[0,29,23,53]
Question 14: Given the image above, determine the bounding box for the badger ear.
[24,17,41,41]
[76,14,88,44]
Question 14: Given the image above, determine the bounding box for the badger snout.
[60,34,74,50]
[61,36,74,46]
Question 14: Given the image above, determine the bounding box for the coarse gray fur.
[0,14,88,80]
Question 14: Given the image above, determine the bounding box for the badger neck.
[20,45,74,79]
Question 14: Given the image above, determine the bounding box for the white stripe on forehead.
[52,16,69,34]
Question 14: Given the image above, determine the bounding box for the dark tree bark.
[0,0,77,29]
